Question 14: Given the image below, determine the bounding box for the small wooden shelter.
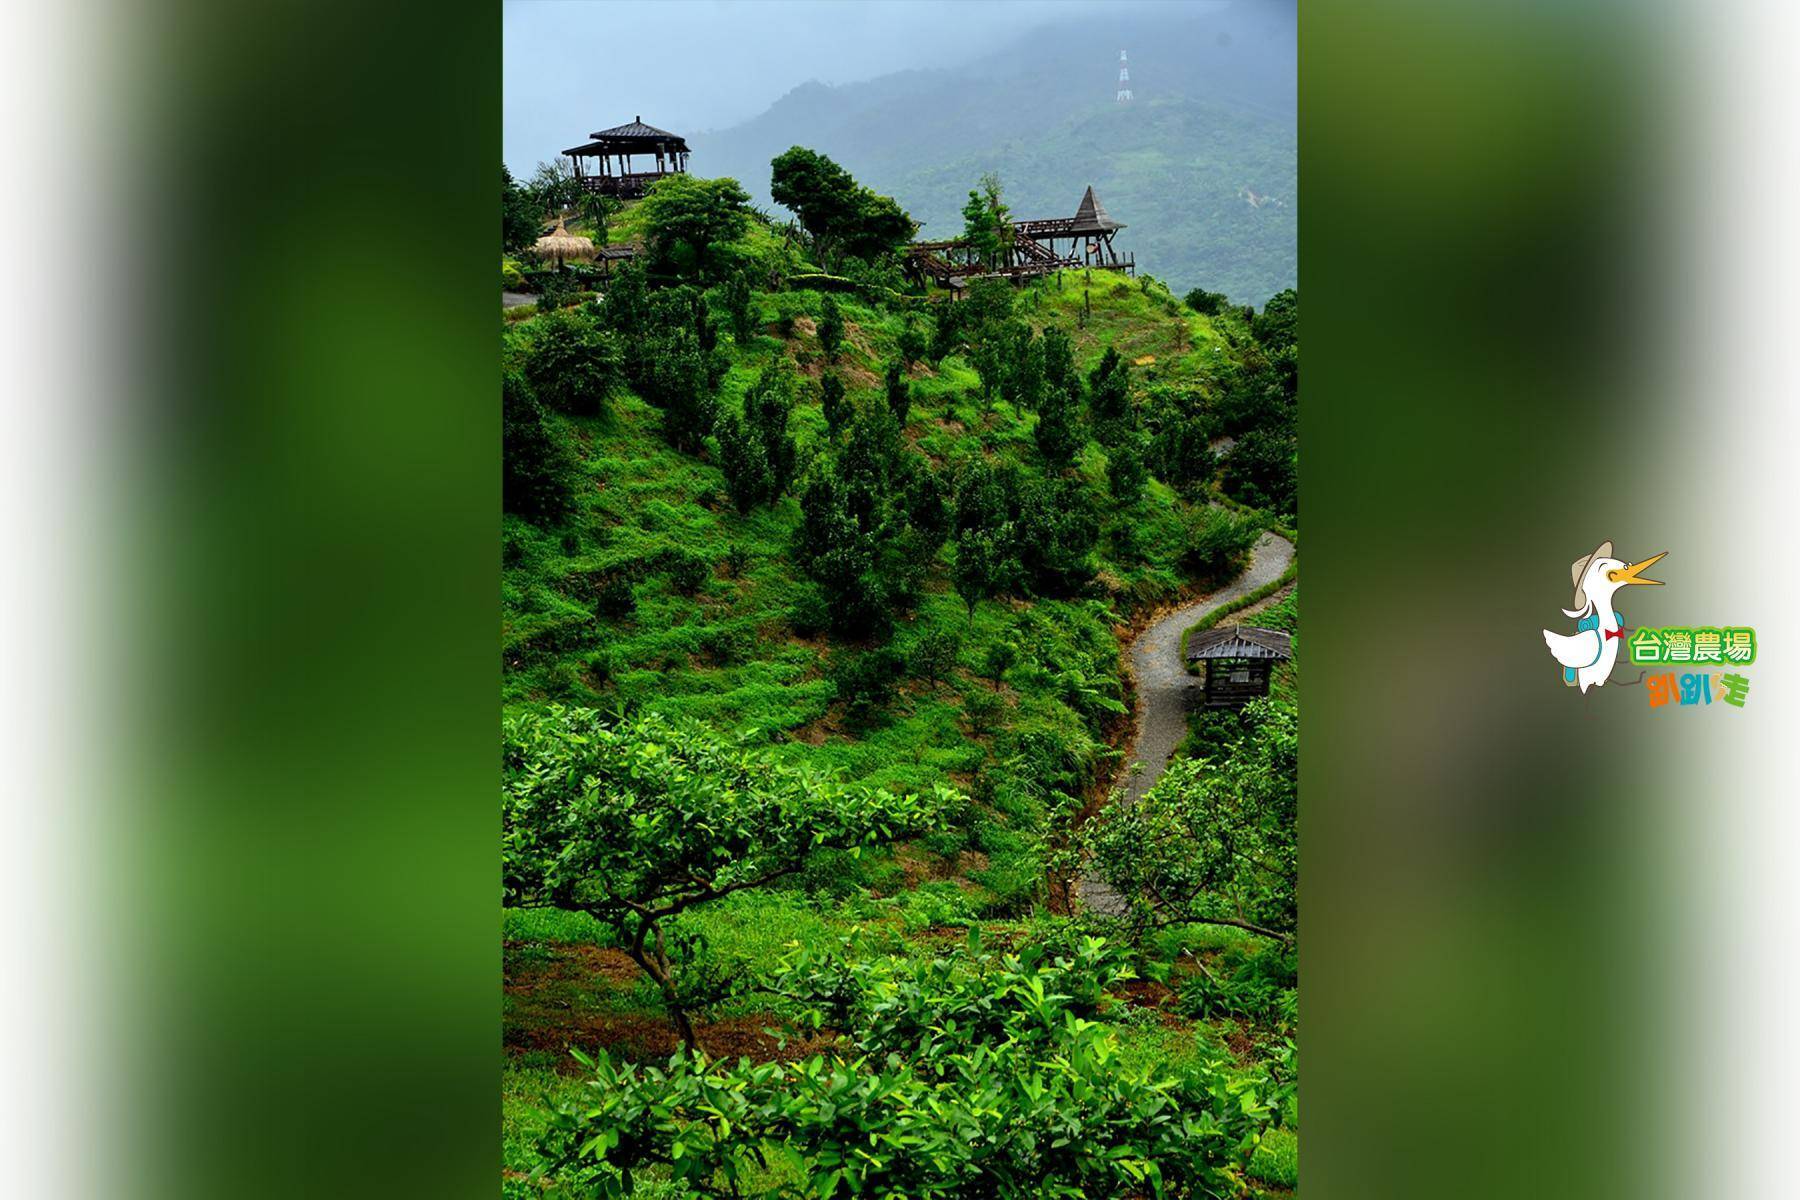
[564,117,690,199]
[1185,626,1292,709]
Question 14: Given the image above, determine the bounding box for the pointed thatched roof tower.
[1070,186,1124,234]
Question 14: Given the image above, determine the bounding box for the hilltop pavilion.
[564,117,690,199]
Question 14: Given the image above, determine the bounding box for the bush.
[535,934,1277,1198]
[661,550,711,595]
[593,574,636,619]
[1222,428,1297,515]
[525,309,621,418]
[501,368,576,523]
[1184,287,1230,316]
[1182,506,1263,583]
[830,644,904,726]
[910,626,962,685]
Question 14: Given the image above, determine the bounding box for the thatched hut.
[532,218,596,266]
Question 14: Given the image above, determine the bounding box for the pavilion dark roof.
[1070,185,1123,234]
[593,117,685,142]
[1185,626,1293,662]
[564,118,689,158]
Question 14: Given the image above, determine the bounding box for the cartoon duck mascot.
[1542,541,1665,693]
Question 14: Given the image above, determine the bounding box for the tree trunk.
[622,918,701,1053]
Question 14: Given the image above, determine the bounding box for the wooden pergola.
[1185,626,1292,709]
[904,185,1132,289]
[564,117,690,199]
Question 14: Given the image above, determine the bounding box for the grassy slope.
[503,273,1244,887]
[501,275,1298,1195]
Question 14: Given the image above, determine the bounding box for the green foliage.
[982,639,1018,688]
[896,315,927,366]
[502,368,577,523]
[502,163,541,253]
[716,271,758,344]
[1251,288,1298,351]
[524,308,622,418]
[536,934,1277,1199]
[816,293,844,362]
[960,171,1012,271]
[1181,506,1263,585]
[768,146,916,267]
[1184,287,1231,316]
[1106,427,1150,505]
[1032,371,1083,467]
[1060,699,1297,942]
[1175,942,1297,1026]
[818,371,847,437]
[714,363,797,512]
[638,174,754,280]
[527,157,584,216]
[502,707,953,1046]
[883,360,911,427]
[1087,345,1133,436]
[1015,477,1099,595]
[1221,427,1296,516]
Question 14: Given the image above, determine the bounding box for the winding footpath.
[1077,530,1296,915]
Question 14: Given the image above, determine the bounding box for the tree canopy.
[769,146,917,266]
[502,707,951,1047]
[638,174,754,279]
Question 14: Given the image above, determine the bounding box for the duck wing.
[1543,627,1600,669]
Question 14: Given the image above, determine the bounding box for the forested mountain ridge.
[691,5,1295,302]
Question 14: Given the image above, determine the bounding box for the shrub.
[501,368,576,523]
[525,309,621,418]
[593,574,636,619]
[818,293,845,361]
[1182,505,1263,584]
[897,314,928,365]
[662,550,711,595]
[829,644,904,726]
[1222,427,1297,515]
[1184,287,1230,316]
[910,626,962,685]
[535,933,1276,1198]
[884,360,911,426]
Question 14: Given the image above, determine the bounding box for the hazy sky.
[503,0,1197,175]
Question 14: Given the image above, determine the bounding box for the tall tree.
[637,174,753,279]
[770,146,916,265]
[502,164,539,254]
[818,293,845,362]
[819,371,847,437]
[884,360,911,427]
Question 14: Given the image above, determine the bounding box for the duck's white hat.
[1569,540,1612,610]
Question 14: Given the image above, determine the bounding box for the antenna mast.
[1116,50,1132,102]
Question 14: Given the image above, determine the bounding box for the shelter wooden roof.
[1185,626,1292,662]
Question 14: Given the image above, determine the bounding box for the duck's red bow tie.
[1604,627,1626,641]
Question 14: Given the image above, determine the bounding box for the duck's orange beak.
[1608,552,1666,587]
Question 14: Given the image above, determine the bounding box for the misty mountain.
[689,2,1295,303]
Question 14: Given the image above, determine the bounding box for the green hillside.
[501,172,1299,1196]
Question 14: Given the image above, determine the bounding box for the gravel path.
[1076,530,1296,915]
[503,291,535,309]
